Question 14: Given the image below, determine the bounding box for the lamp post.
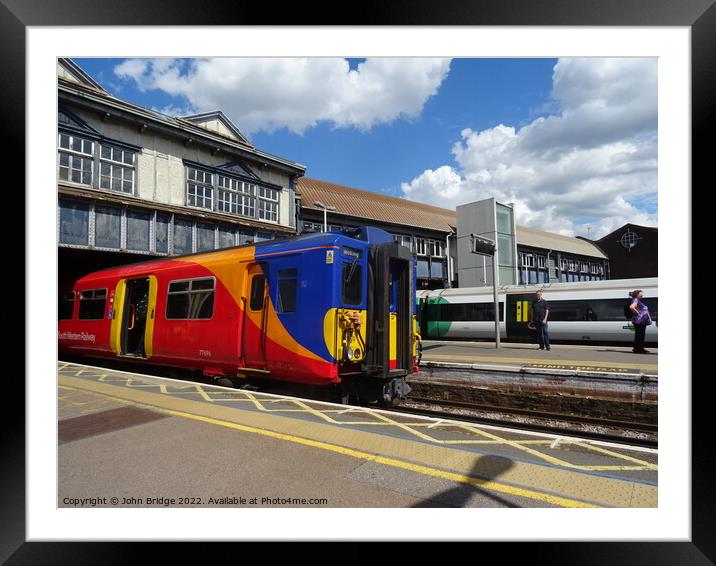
[314,200,336,232]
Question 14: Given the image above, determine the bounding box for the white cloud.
[114,57,451,134]
[400,58,658,239]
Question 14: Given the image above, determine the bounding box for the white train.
[417,277,658,344]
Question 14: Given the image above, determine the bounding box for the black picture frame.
[6,0,707,561]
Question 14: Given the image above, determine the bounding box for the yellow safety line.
[57,383,599,508]
[423,353,658,371]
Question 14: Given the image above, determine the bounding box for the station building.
[57,58,609,292]
[297,178,609,289]
[57,59,305,289]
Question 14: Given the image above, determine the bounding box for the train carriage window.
[342,262,363,306]
[434,303,504,322]
[58,291,75,320]
[277,268,297,313]
[249,275,266,311]
[78,289,107,320]
[546,300,583,322]
[166,277,215,319]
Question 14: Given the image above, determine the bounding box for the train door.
[506,292,534,339]
[118,276,157,358]
[365,242,413,378]
[241,264,268,370]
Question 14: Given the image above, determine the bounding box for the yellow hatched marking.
[58,362,656,472]
[455,424,593,468]
[288,399,340,424]
[368,410,443,443]
[562,441,658,470]
[242,391,268,411]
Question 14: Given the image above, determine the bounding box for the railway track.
[396,395,658,448]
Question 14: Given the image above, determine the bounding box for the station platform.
[420,340,658,376]
[58,361,658,508]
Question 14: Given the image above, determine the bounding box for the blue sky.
[74,57,657,238]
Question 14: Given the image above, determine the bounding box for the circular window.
[620,229,640,250]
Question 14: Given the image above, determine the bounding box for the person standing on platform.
[629,289,652,354]
[531,289,551,351]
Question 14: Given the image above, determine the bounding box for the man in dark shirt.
[531,290,550,351]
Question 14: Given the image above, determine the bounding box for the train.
[58,226,419,404]
[417,277,658,345]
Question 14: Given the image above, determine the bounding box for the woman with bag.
[629,289,652,354]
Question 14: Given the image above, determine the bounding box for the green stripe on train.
[425,296,451,338]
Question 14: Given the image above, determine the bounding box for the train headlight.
[346,347,354,361]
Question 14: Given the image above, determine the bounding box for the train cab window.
[166,277,215,319]
[342,262,363,306]
[277,269,297,313]
[58,291,75,320]
[249,275,266,311]
[78,289,107,320]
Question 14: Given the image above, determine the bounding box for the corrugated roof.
[298,177,456,233]
[298,177,607,259]
[516,225,607,259]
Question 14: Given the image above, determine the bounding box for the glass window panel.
[191,278,214,291]
[78,288,106,320]
[496,205,513,234]
[219,228,235,249]
[155,213,169,253]
[192,291,214,319]
[416,259,430,278]
[197,224,215,252]
[499,266,515,286]
[169,281,190,292]
[166,293,190,319]
[173,219,193,255]
[94,205,121,249]
[277,278,297,313]
[430,260,445,279]
[342,263,362,306]
[250,275,265,310]
[59,199,89,245]
[126,209,151,251]
[81,163,92,185]
[497,235,514,266]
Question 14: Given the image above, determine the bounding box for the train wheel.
[214,377,234,388]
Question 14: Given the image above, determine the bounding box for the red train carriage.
[58,226,419,404]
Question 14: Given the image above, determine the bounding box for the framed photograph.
[9,0,707,560]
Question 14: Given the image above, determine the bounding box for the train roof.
[418,277,658,298]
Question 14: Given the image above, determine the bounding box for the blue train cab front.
[254,226,416,403]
